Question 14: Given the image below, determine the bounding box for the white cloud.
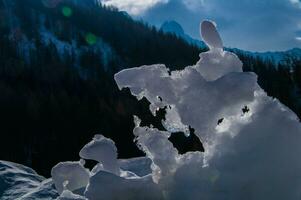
[182,0,205,11]
[290,0,301,6]
[101,0,169,15]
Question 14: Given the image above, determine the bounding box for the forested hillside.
[0,0,301,177]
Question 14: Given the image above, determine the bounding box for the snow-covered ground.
[0,161,58,199]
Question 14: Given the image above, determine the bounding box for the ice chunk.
[51,161,90,194]
[115,63,257,148]
[114,20,301,199]
[194,50,243,81]
[201,20,223,50]
[195,21,243,81]
[134,124,179,183]
[56,190,87,200]
[79,135,119,175]
[118,157,152,177]
[85,170,162,200]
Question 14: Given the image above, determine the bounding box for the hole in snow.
[242,106,250,114]
[169,126,204,154]
[216,118,231,133]
[134,97,167,130]
[217,118,224,125]
[83,159,98,171]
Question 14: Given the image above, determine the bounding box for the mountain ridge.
[160,20,206,48]
[160,20,301,66]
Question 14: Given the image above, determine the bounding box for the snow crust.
[0,161,58,199]
[48,20,301,199]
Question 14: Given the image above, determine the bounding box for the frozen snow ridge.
[50,20,301,200]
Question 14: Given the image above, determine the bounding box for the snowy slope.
[0,158,151,200]
[0,161,58,200]
[2,0,115,70]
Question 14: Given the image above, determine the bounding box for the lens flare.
[85,33,98,45]
[62,6,73,17]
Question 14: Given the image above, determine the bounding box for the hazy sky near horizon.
[102,0,301,52]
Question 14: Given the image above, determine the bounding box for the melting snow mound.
[49,20,301,200]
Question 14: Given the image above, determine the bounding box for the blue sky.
[102,0,301,52]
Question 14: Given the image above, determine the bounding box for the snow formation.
[49,20,301,199]
[0,161,58,199]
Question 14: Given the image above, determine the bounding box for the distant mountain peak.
[160,20,206,48]
[161,21,185,36]
[160,20,301,65]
